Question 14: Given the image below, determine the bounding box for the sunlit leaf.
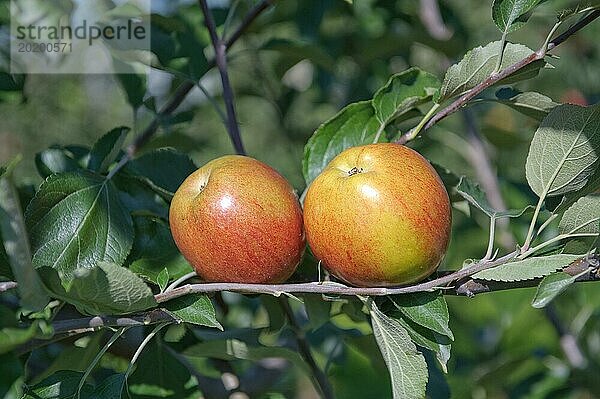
[436,41,545,103]
[526,104,600,198]
[491,88,558,120]
[492,0,543,34]
[163,294,221,329]
[559,195,600,234]
[26,171,133,283]
[474,254,581,282]
[39,262,156,315]
[372,68,440,125]
[303,101,382,185]
[368,300,428,399]
[389,292,453,340]
[531,272,576,308]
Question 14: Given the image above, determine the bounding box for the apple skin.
[169,155,305,283]
[303,143,451,287]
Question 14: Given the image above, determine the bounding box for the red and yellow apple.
[169,155,304,283]
[303,143,451,287]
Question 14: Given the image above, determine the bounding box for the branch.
[50,308,176,335]
[155,250,520,301]
[279,297,334,399]
[454,253,600,296]
[396,9,600,144]
[11,253,598,353]
[114,0,273,171]
[198,0,245,155]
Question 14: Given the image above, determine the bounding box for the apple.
[169,155,305,283]
[303,143,451,287]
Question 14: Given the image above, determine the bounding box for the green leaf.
[368,299,428,399]
[525,104,600,198]
[302,67,440,186]
[492,0,543,34]
[93,373,126,399]
[112,175,169,219]
[150,13,209,81]
[128,340,197,398]
[184,339,311,376]
[164,323,187,343]
[25,171,134,282]
[531,272,576,308]
[127,216,193,284]
[124,148,197,196]
[262,38,336,71]
[435,41,545,103]
[303,101,382,185]
[163,294,222,329]
[117,72,147,108]
[0,161,49,311]
[260,296,286,332]
[34,332,104,383]
[157,268,169,292]
[0,353,22,398]
[492,88,558,120]
[456,176,532,219]
[473,254,581,282]
[21,370,93,399]
[559,195,600,235]
[303,294,332,330]
[0,232,12,279]
[554,165,600,214]
[88,127,129,173]
[391,310,452,373]
[35,146,88,178]
[40,262,157,315]
[0,321,48,355]
[389,292,453,340]
[372,68,440,125]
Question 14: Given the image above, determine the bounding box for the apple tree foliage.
[1,1,600,398]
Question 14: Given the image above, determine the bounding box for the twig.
[279,297,334,399]
[224,0,273,49]
[165,271,199,293]
[125,323,170,379]
[395,9,600,144]
[77,328,128,398]
[108,0,274,177]
[155,250,520,301]
[198,0,245,155]
[51,309,176,335]
[10,254,598,344]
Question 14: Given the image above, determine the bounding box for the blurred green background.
[1,0,600,397]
